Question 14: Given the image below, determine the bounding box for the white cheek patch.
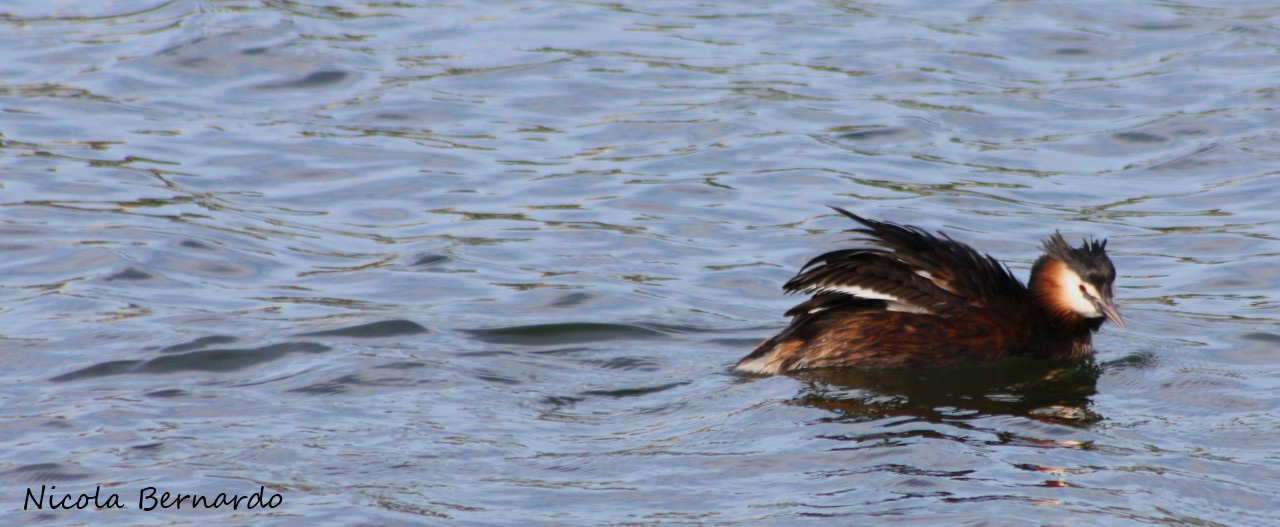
[1061,271,1102,318]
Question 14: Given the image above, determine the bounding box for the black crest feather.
[1041,231,1115,285]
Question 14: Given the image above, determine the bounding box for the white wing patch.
[797,284,901,302]
[794,284,935,315]
[884,301,931,314]
[916,269,960,295]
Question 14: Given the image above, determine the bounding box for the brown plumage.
[735,207,1124,375]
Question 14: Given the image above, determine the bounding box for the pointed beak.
[1097,296,1125,328]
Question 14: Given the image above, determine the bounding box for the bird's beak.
[1098,297,1125,328]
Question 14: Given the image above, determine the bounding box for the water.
[3,0,1280,525]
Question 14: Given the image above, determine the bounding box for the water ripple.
[4,0,1280,525]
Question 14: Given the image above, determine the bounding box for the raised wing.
[783,207,1031,316]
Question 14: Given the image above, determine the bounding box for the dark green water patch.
[51,342,330,381]
[579,381,687,398]
[462,322,667,346]
[299,319,428,338]
[157,335,239,354]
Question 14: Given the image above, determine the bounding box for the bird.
[734,207,1124,375]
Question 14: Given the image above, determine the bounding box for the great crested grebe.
[735,207,1124,375]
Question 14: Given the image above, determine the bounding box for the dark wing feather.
[782,293,882,319]
[785,250,960,314]
[784,207,1031,315]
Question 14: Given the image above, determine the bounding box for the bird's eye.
[1078,284,1088,295]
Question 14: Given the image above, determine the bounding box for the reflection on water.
[791,359,1102,426]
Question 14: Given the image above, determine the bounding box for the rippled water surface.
[4,0,1280,525]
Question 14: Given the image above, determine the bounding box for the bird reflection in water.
[789,357,1103,427]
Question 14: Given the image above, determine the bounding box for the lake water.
[3,0,1280,525]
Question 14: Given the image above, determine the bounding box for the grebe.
[735,207,1124,375]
